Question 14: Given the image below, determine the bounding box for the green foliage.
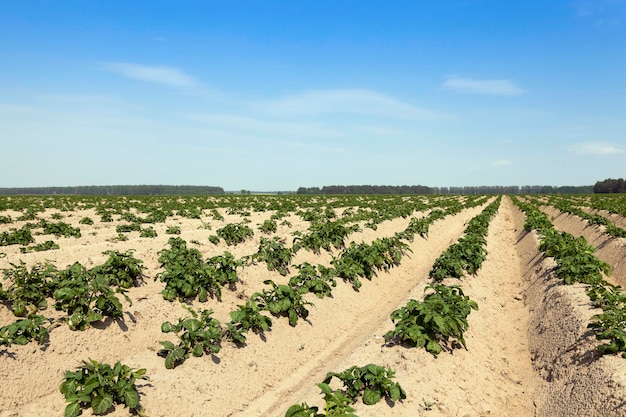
[384,283,478,356]
[205,251,243,286]
[332,237,410,290]
[317,385,357,417]
[429,234,487,281]
[156,238,234,302]
[91,250,145,289]
[252,237,293,276]
[590,315,626,357]
[216,222,254,245]
[19,239,60,253]
[322,364,406,405]
[288,263,337,298]
[428,199,499,281]
[100,212,113,222]
[253,279,313,326]
[285,363,406,416]
[53,263,131,330]
[115,223,141,233]
[139,226,158,238]
[60,359,149,417]
[38,219,82,238]
[158,307,222,369]
[259,219,278,234]
[292,222,360,254]
[166,225,181,235]
[0,226,35,246]
[210,209,224,221]
[284,403,325,417]
[225,301,272,344]
[0,314,52,347]
[539,229,611,285]
[1,261,59,316]
[587,283,626,357]
[78,217,94,225]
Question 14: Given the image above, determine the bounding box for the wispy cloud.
[255,89,444,120]
[492,159,513,167]
[568,141,624,155]
[443,76,526,96]
[102,62,199,88]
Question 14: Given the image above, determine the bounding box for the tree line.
[594,178,626,194]
[432,185,593,195]
[0,185,225,196]
[297,184,593,195]
[297,185,433,195]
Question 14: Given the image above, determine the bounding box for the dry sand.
[1,196,625,417]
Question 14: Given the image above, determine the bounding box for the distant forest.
[0,185,225,195]
[297,185,593,195]
[594,178,626,193]
[297,185,432,195]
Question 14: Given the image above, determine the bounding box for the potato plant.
[288,262,337,298]
[19,239,60,253]
[258,218,278,234]
[251,237,293,276]
[91,250,145,289]
[157,238,227,302]
[1,260,59,316]
[292,221,360,254]
[253,279,313,326]
[60,359,149,417]
[285,364,405,417]
[216,222,254,245]
[158,307,222,369]
[0,226,35,246]
[384,283,478,356]
[224,301,273,344]
[53,263,131,330]
[37,219,82,238]
[322,364,406,405]
[0,314,52,347]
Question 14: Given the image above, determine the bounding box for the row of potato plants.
[50,197,464,417]
[575,194,626,218]
[384,197,501,356]
[0,195,469,350]
[0,195,474,416]
[511,196,626,357]
[154,197,484,369]
[531,195,626,239]
[0,250,145,346]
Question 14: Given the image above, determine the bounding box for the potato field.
[1,194,626,417]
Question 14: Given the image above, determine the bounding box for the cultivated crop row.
[512,197,626,357]
[2,194,492,416]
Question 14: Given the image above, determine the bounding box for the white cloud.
[492,159,512,167]
[443,76,526,96]
[568,141,624,155]
[102,62,199,88]
[255,89,444,120]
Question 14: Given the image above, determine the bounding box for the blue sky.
[1,1,625,190]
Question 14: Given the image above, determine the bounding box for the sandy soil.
[1,196,626,417]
